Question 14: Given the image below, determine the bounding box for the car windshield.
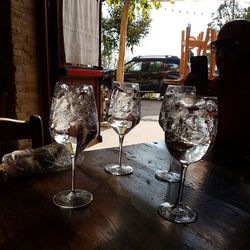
[165,62,179,70]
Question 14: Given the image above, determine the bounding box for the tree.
[208,0,247,31]
[245,7,250,22]
[106,0,161,81]
[102,2,151,69]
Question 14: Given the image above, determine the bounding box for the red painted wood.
[66,69,103,77]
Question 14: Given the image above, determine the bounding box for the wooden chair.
[0,115,44,153]
[179,25,217,80]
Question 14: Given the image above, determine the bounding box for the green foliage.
[245,7,250,22]
[208,1,247,31]
[101,7,120,68]
[102,0,161,69]
[107,0,161,12]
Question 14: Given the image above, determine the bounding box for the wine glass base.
[53,189,93,209]
[155,170,180,183]
[158,202,198,224]
[104,164,133,176]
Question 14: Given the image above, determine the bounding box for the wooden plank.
[0,141,249,249]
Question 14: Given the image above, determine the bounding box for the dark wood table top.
[0,141,250,250]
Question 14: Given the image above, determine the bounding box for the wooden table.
[0,141,250,249]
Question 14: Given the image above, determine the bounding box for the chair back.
[0,115,44,149]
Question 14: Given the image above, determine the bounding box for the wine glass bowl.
[50,82,98,209]
[158,88,218,223]
[157,85,196,183]
[104,81,141,175]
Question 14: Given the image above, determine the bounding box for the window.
[148,61,163,72]
[38,0,102,144]
[125,62,143,72]
[165,63,179,70]
[62,0,100,66]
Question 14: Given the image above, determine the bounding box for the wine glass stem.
[71,155,76,192]
[118,135,124,167]
[174,164,188,207]
[169,156,174,172]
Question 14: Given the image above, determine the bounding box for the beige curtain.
[62,0,100,66]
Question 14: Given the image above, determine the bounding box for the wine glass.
[155,152,180,182]
[104,81,141,175]
[157,85,196,183]
[50,82,98,209]
[158,93,218,223]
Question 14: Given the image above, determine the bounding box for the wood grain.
[0,141,250,249]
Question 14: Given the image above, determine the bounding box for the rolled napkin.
[0,143,71,180]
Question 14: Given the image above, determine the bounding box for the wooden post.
[116,0,130,82]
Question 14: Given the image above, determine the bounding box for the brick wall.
[11,0,41,120]
[0,0,42,153]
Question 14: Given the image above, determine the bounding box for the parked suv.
[102,55,180,96]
